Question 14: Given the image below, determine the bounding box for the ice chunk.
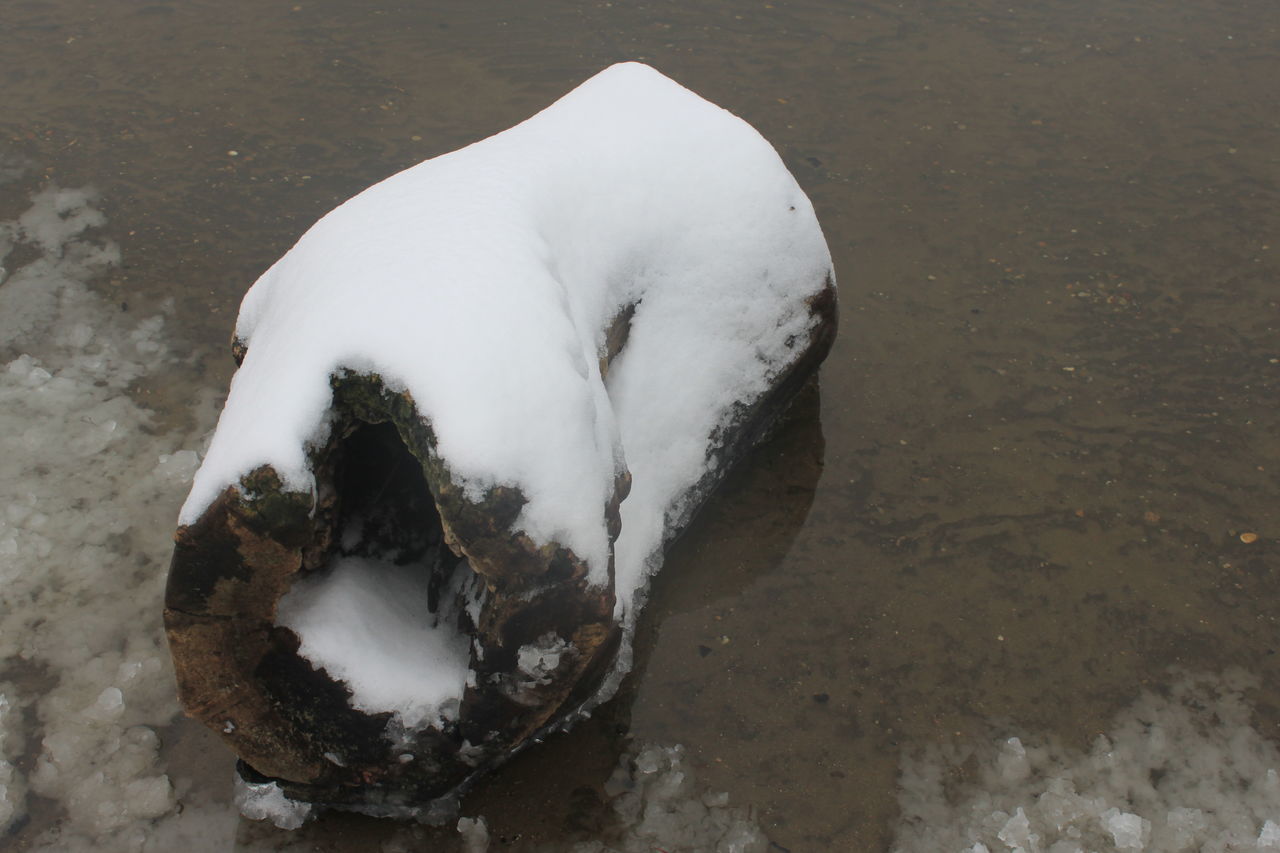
[1260,820,1280,849]
[595,743,769,852]
[123,774,177,820]
[702,790,731,808]
[154,449,200,482]
[456,816,490,853]
[1102,808,1148,850]
[997,807,1035,850]
[234,776,313,830]
[84,686,124,722]
[516,633,573,684]
[17,186,107,255]
[997,736,1031,784]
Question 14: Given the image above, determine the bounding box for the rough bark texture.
[164,273,836,812]
[165,372,621,808]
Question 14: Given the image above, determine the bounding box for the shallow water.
[3,0,1279,850]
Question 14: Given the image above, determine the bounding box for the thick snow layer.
[275,556,473,729]
[892,671,1280,853]
[180,62,833,611]
[0,181,216,848]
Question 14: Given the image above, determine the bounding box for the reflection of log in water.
[651,381,825,613]
[590,380,827,734]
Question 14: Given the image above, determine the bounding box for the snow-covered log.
[164,62,836,818]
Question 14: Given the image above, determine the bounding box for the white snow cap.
[181,62,834,602]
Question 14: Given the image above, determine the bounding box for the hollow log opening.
[167,378,619,807]
[270,418,480,746]
[322,419,453,581]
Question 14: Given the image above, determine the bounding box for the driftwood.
[164,61,839,818]
[163,282,835,814]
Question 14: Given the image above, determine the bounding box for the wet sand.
[3,0,1279,849]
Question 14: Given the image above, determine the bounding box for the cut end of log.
[165,372,622,807]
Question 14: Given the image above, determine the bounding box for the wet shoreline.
[3,0,1279,849]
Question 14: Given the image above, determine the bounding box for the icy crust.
[179,62,834,605]
[1,183,216,848]
[892,671,1280,853]
[275,556,474,730]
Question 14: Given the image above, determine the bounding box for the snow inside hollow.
[891,671,1280,853]
[179,62,835,630]
[275,556,473,730]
